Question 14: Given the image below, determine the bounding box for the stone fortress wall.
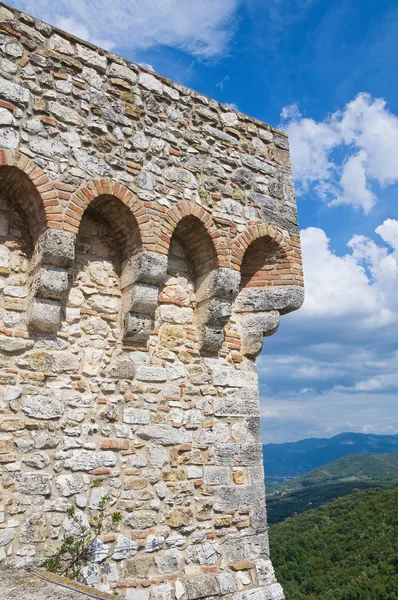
[0,3,304,599]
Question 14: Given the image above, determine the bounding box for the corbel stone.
[234,285,304,315]
[28,229,76,334]
[196,268,241,354]
[240,311,280,357]
[121,251,168,344]
[234,284,304,357]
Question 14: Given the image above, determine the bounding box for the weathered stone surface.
[21,395,64,420]
[136,425,192,445]
[113,534,138,560]
[19,514,47,543]
[64,451,117,471]
[56,474,85,497]
[16,473,52,495]
[0,79,30,105]
[0,335,34,354]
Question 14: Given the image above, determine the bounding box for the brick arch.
[157,201,226,270]
[0,148,61,237]
[232,223,292,270]
[63,178,152,254]
[233,223,299,289]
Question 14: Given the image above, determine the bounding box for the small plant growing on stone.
[44,496,122,583]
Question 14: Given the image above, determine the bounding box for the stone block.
[123,282,159,315]
[122,251,168,288]
[199,325,225,355]
[39,229,76,268]
[123,312,152,344]
[182,574,220,599]
[28,298,61,333]
[235,286,304,315]
[34,266,69,300]
[197,268,241,302]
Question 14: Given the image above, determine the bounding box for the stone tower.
[0,3,304,599]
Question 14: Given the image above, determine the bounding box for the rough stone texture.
[0,3,305,599]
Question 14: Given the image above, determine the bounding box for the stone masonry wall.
[0,3,304,599]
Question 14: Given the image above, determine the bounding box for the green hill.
[276,453,398,493]
[266,453,398,524]
[269,488,398,600]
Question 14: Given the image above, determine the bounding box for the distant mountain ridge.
[278,452,398,493]
[263,432,398,481]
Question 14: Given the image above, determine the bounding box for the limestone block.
[34,266,69,300]
[122,252,168,289]
[136,366,167,382]
[64,451,117,471]
[0,127,19,148]
[199,325,225,355]
[139,71,163,93]
[38,229,76,268]
[106,358,136,380]
[159,305,193,324]
[214,443,263,466]
[197,297,232,325]
[113,534,138,560]
[124,283,159,315]
[240,311,280,357]
[56,474,85,497]
[123,407,150,425]
[211,367,258,389]
[136,425,192,445]
[204,466,229,486]
[19,514,47,543]
[241,154,275,175]
[76,44,108,70]
[182,574,220,600]
[16,472,52,495]
[124,312,152,343]
[217,573,238,594]
[164,166,197,189]
[108,62,138,84]
[155,548,181,573]
[0,79,30,105]
[28,298,61,333]
[0,528,15,546]
[235,286,305,315]
[197,268,241,302]
[23,451,50,469]
[0,335,34,354]
[21,394,64,420]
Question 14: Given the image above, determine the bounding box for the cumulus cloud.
[12,0,240,58]
[281,93,398,213]
[259,220,398,442]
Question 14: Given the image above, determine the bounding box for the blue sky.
[10,0,398,443]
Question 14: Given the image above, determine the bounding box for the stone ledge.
[0,567,115,599]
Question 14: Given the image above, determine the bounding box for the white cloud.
[259,220,398,442]
[299,221,398,325]
[13,0,240,58]
[281,93,398,213]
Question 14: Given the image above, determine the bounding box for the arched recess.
[0,162,51,331]
[233,224,304,357]
[160,203,240,354]
[65,191,145,345]
[0,149,61,233]
[240,235,292,290]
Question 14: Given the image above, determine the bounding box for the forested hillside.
[277,453,398,492]
[269,488,398,600]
